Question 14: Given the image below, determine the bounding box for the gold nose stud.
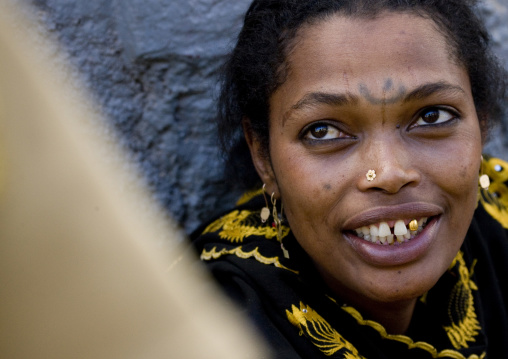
[366,169,376,181]
[409,219,418,232]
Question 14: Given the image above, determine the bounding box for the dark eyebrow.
[403,81,465,103]
[282,82,465,125]
[291,92,358,109]
[283,92,359,125]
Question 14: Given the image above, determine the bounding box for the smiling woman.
[192,0,508,358]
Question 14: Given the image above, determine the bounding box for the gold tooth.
[409,219,418,232]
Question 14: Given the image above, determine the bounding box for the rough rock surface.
[25,0,508,235]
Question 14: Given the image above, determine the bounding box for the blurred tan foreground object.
[0,2,269,358]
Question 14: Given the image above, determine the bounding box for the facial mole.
[398,271,402,274]
[396,124,400,129]
[324,183,332,191]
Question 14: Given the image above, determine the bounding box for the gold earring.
[260,184,270,223]
[271,192,279,229]
[366,169,376,181]
[479,156,490,190]
[271,193,289,259]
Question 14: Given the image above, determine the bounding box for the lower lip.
[343,216,440,266]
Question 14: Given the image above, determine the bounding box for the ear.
[242,118,279,197]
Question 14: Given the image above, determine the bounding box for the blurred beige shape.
[0,2,269,358]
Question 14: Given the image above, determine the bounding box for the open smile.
[342,203,442,266]
[352,217,430,245]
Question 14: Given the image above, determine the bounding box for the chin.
[354,262,446,306]
[367,285,429,304]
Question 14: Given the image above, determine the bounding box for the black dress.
[192,157,508,359]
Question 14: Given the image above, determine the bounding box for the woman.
[193,0,508,357]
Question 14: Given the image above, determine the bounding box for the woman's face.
[248,13,482,309]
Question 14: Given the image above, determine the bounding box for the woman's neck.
[319,271,418,334]
[358,298,417,334]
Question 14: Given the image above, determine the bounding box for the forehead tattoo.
[359,79,407,105]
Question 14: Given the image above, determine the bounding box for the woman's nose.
[356,140,421,194]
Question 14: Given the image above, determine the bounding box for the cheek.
[276,156,324,215]
[425,138,481,230]
[420,123,481,194]
[449,160,479,226]
[439,155,478,194]
[272,150,339,226]
[275,149,351,202]
[451,149,481,197]
[273,158,358,264]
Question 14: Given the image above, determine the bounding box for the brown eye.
[310,124,329,138]
[303,123,347,141]
[413,107,457,127]
[421,109,440,124]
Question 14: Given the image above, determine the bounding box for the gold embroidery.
[341,251,483,359]
[287,302,365,358]
[420,291,429,304]
[236,187,264,205]
[201,246,298,274]
[479,156,508,229]
[202,209,290,243]
[443,252,481,349]
[342,306,484,359]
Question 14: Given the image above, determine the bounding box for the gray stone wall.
[24,0,508,235]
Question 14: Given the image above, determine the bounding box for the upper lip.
[342,202,442,230]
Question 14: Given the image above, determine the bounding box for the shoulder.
[192,190,298,282]
[465,157,508,356]
[192,191,316,357]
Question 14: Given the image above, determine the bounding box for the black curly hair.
[217,0,507,190]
